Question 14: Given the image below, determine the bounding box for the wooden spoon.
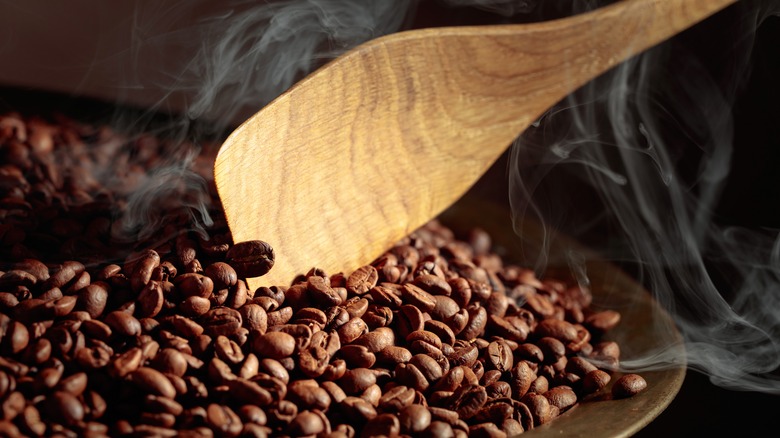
[214,0,735,289]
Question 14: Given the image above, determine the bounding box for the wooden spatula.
[214,0,735,289]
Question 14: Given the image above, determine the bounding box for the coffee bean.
[353,327,395,353]
[42,391,83,427]
[201,307,242,338]
[77,282,108,318]
[363,413,400,437]
[585,310,621,334]
[346,265,378,295]
[226,241,274,278]
[485,340,513,373]
[104,311,141,337]
[252,332,295,360]
[129,367,177,399]
[611,374,647,399]
[288,410,326,436]
[206,403,243,437]
[544,385,578,411]
[136,280,164,318]
[338,368,377,394]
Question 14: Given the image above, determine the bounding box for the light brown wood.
[214,0,736,289]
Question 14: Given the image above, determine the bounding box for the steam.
[507,1,780,392]
[110,0,412,242]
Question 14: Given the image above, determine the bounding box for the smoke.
[506,0,780,392]
[128,0,412,127]
[108,0,412,243]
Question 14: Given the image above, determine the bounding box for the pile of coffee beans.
[0,111,646,437]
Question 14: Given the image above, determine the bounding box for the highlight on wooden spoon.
[213,0,736,289]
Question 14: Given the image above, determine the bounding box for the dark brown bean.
[129,367,177,399]
[226,240,275,278]
[252,332,295,360]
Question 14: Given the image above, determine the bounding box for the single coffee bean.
[226,378,274,407]
[252,332,295,360]
[485,340,513,373]
[376,345,412,367]
[226,241,275,278]
[528,376,549,394]
[46,391,84,425]
[175,273,214,299]
[206,403,243,437]
[401,284,436,313]
[136,280,164,318]
[201,307,242,338]
[378,385,416,412]
[353,327,395,353]
[544,386,578,411]
[611,374,647,399]
[395,304,425,340]
[129,367,177,399]
[459,305,487,341]
[104,311,142,337]
[338,368,377,394]
[362,413,400,438]
[288,410,326,436]
[204,262,238,290]
[346,265,379,295]
[77,282,109,318]
[338,345,376,369]
[585,310,621,334]
[287,380,331,411]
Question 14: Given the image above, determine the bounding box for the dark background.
[2,1,779,436]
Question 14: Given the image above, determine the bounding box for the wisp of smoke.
[506,0,780,392]
[112,0,411,243]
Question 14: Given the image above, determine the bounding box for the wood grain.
[214,0,735,289]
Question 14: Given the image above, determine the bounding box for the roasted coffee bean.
[129,367,177,399]
[206,403,243,437]
[201,307,242,338]
[346,265,379,295]
[226,378,274,407]
[544,385,578,411]
[337,317,368,344]
[252,332,295,360]
[611,374,647,399]
[353,327,395,353]
[136,280,164,318]
[585,310,621,334]
[338,368,377,394]
[175,273,214,299]
[362,413,400,437]
[266,307,293,327]
[45,391,84,425]
[393,304,424,341]
[401,284,436,313]
[529,376,549,394]
[104,311,141,337]
[485,340,513,372]
[77,282,109,318]
[226,240,274,278]
[288,410,326,436]
[204,262,237,290]
[215,335,244,365]
[363,305,393,330]
[459,305,487,341]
